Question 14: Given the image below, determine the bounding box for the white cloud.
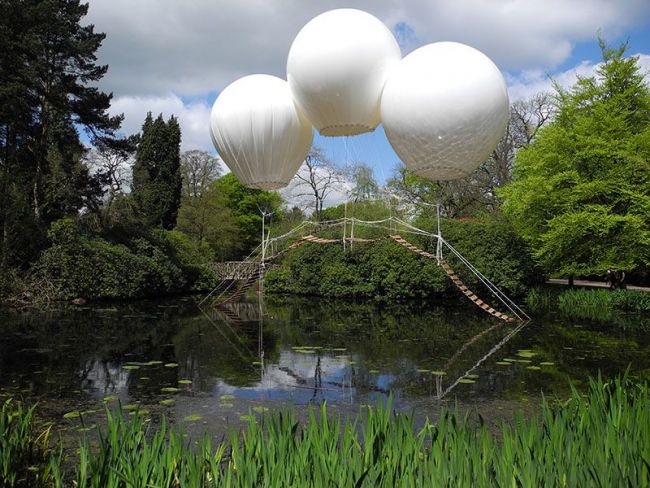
[507,53,650,100]
[86,0,650,98]
[109,94,213,151]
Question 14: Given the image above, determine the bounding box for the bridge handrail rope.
[441,238,530,321]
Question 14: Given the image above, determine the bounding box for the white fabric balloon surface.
[287,9,401,137]
[381,42,509,180]
[210,74,313,190]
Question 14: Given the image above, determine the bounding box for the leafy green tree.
[0,0,122,269]
[500,40,650,279]
[214,173,283,259]
[132,113,182,230]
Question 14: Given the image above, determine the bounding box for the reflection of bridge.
[202,216,530,323]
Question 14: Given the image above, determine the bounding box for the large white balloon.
[287,9,401,137]
[210,75,313,190]
[381,42,509,180]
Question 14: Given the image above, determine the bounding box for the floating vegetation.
[332,347,347,352]
[253,406,270,413]
[122,364,140,370]
[526,366,542,371]
[102,395,118,403]
[139,377,150,381]
[146,360,163,366]
[160,387,180,393]
[178,379,192,385]
[465,374,479,379]
[369,369,380,374]
[63,410,81,419]
[219,402,234,408]
[515,359,532,364]
[124,404,140,411]
[517,351,538,358]
[239,414,256,422]
[252,361,262,366]
[159,399,175,406]
[431,371,447,376]
[77,424,96,433]
[220,394,235,401]
[129,409,149,416]
[164,363,179,368]
[336,355,350,359]
[496,361,511,366]
[183,415,203,422]
[503,358,517,362]
[416,369,430,373]
[458,378,475,384]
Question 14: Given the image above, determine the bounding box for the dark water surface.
[1,296,649,440]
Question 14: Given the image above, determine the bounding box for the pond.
[1,295,649,440]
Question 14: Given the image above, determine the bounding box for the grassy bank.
[527,287,650,325]
[3,376,650,486]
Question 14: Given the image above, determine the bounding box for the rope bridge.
[200,216,530,323]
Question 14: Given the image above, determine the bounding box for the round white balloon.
[287,9,401,137]
[210,74,313,190]
[381,42,509,180]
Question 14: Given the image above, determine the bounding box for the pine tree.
[0,0,122,268]
[132,113,183,229]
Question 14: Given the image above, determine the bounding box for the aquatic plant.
[0,399,56,487]
[4,375,650,486]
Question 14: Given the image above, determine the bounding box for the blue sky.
[85,0,650,189]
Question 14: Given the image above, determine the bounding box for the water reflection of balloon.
[287,8,401,136]
[381,42,510,180]
[209,74,313,190]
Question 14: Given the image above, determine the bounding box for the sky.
[85,0,650,190]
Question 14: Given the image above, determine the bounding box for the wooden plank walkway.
[546,278,650,292]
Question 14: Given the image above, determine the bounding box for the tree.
[180,150,221,199]
[176,150,235,259]
[288,147,345,219]
[132,113,182,230]
[85,135,138,204]
[0,0,123,268]
[348,162,379,202]
[214,173,283,259]
[500,40,650,279]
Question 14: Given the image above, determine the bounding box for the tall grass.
[0,399,57,487]
[4,376,650,486]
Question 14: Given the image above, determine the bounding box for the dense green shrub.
[266,239,448,300]
[267,215,541,300]
[415,215,544,296]
[31,219,218,301]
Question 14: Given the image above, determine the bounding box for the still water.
[1,296,649,438]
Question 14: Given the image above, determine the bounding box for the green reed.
[0,399,57,487]
[4,375,650,487]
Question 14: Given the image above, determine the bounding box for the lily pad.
[253,406,269,413]
[465,374,479,379]
[124,404,140,410]
[146,360,163,366]
[240,415,256,422]
[164,363,179,368]
[122,365,140,370]
[431,371,447,376]
[220,394,235,401]
[539,362,555,366]
[184,415,203,422]
[495,361,511,366]
[159,399,175,406]
[102,395,118,403]
[416,369,430,373]
[369,369,380,374]
[178,379,192,385]
[161,387,180,393]
[526,366,542,371]
[63,411,81,419]
[516,351,537,358]
[458,378,475,384]
[219,402,234,408]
